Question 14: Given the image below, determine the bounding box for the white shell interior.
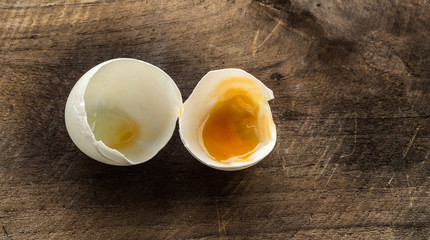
[179,68,277,171]
[65,58,182,166]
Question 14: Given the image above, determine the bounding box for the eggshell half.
[65,58,182,166]
[179,68,277,171]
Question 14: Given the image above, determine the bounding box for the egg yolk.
[200,85,267,163]
[87,110,140,151]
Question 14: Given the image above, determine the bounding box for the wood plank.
[1,0,429,239]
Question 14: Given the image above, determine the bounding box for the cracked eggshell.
[65,58,182,166]
[179,68,277,171]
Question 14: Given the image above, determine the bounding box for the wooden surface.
[1,0,430,239]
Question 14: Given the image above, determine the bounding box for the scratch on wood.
[387,174,395,185]
[408,188,415,209]
[257,2,316,41]
[403,126,420,159]
[334,140,343,153]
[216,198,222,234]
[252,20,283,57]
[421,149,430,168]
[405,174,411,187]
[277,145,289,174]
[291,101,295,117]
[319,155,332,177]
[298,116,310,134]
[300,127,316,153]
[337,118,344,133]
[362,210,372,224]
[287,140,296,158]
[252,29,259,57]
[2,198,75,238]
[229,176,246,198]
[2,226,12,240]
[319,145,329,162]
[340,115,357,159]
[324,163,338,189]
[319,138,344,176]
[312,145,329,173]
[257,20,283,49]
[256,1,281,12]
[215,197,227,236]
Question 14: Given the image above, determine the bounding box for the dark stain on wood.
[270,72,283,85]
[313,38,356,66]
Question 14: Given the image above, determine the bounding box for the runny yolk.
[87,110,140,151]
[200,88,265,163]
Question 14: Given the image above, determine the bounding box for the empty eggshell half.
[65,58,182,166]
[179,69,277,171]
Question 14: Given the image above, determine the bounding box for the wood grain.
[1,0,430,239]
